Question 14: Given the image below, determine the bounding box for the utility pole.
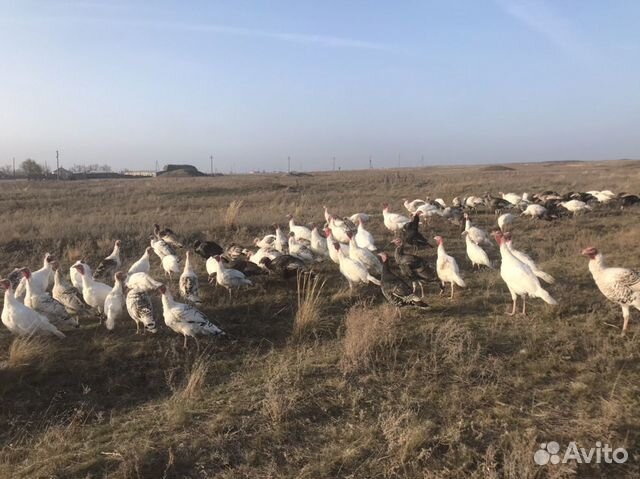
[397,153,401,168]
[155,160,159,175]
[210,155,214,175]
[369,155,372,169]
[332,157,336,171]
[287,156,291,173]
[421,154,425,167]
[12,157,15,178]
[56,150,60,180]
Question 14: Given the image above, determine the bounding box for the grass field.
[1,160,640,478]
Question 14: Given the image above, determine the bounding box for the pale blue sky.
[1,0,639,172]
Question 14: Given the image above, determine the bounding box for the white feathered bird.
[128,247,153,275]
[73,264,112,314]
[162,254,181,278]
[355,217,376,252]
[382,203,410,232]
[348,234,382,276]
[503,233,555,284]
[495,231,557,315]
[333,242,381,292]
[15,253,56,301]
[287,215,312,241]
[179,251,201,304]
[462,231,492,269]
[126,272,163,292]
[464,213,492,247]
[434,236,466,299]
[104,271,126,330]
[22,269,77,329]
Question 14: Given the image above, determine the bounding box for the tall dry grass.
[223,200,244,230]
[292,273,327,341]
[7,335,51,368]
[340,302,399,374]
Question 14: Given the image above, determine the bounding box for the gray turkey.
[379,253,430,309]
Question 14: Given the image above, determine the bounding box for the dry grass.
[340,302,399,374]
[223,199,243,230]
[7,335,51,368]
[1,161,640,477]
[292,272,328,341]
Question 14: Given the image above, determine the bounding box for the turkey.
[582,246,640,335]
[559,199,591,214]
[160,285,225,349]
[288,215,312,241]
[150,235,176,259]
[288,233,314,263]
[179,251,201,304]
[225,243,246,260]
[349,212,370,224]
[497,213,516,232]
[94,240,122,280]
[22,268,77,329]
[125,272,163,292]
[500,192,522,205]
[127,247,153,275]
[462,231,492,269]
[193,239,223,260]
[259,255,309,280]
[503,233,555,284]
[274,225,289,253]
[52,264,89,321]
[434,236,466,299]
[126,288,157,334]
[334,242,381,293]
[154,224,183,248]
[463,213,492,247]
[209,256,253,297]
[104,271,126,330]
[325,228,349,265]
[355,217,376,252]
[379,253,430,310]
[15,253,56,301]
[73,263,112,314]
[0,278,65,338]
[400,212,431,249]
[247,247,281,269]
[348,233,382,276]
[70,260,90,291]
[310,225,329,258]
[254,234,277,249]
[403,198,427,214]
[161,254,181,278]
[327,216,351,244]
[390,238,438,297]
[494,231,557,315]
[521,204,548,219]
[382,203,410,232]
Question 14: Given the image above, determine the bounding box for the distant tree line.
[0,160,112,179]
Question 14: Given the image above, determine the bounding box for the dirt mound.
[157,168,207,178]
[481,165,515,172]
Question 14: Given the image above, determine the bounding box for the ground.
[1,160,639,478]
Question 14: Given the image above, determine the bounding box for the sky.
[1,0,639,173]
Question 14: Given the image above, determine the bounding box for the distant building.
[52,167,74,180]
[156,164,206,177]
[124,170,156,177]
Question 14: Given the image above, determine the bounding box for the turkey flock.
[2,188,640,348]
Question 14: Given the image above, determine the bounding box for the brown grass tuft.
[223,200,244,230]
[292,273,327,341]
[340,302,399,374]
[7,336,51,368]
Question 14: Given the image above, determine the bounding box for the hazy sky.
[1,1,639,173]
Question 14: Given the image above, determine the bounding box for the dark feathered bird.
[400,212,431,249]
[193,240,224,259]
[390,238,440,297]
[259,255,309,280]
[379,253,430,309]
[154,224,183,248]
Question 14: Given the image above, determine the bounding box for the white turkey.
[73,263,112,314]
[210,256,252,297]
[348,212,370,223]
[126,288,157,334]
[521,204,547,219]
[161,254,181,278]
[126,272,163,292]
[494,231,557,315]
[560,199,591,214]
[403,198,426,214]
[274,225,289,253]
[70,260,90,291]
[333,242,381,293]
[0,278,65,338]
[382,203,410,232]
[94,240,122,280]
[127,247,153,275]
[22,268,77,329]
[500,192,522,205]
[288,233,314,263]
[497,213,516,232]
[254,234,277,249]
[179,251,201,304]
[104,271,126,330]
[15,253,56,301]
[150,235,176,259]
[325,228,349,265]
[160,285,225,349]
[310,225,329,258]
[582,246,640,335]
[462,231,492,269]
[327,216,351,244]
[434,236,466,299]
[348,233,382,276]
[355,217,376,252]
[287,215,312,241]
[464,213,492,247]
[248,246,281,266]
[503,233,555,284]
